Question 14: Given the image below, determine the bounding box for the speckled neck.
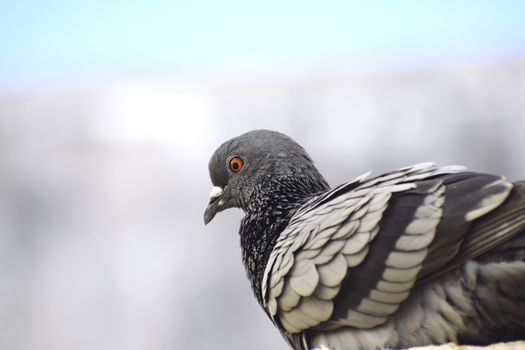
[238,173,329,305]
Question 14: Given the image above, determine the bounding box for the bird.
[203,129,525,350]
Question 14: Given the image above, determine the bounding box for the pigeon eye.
[229,156,244,173]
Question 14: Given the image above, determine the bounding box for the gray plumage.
[204,129,525,350]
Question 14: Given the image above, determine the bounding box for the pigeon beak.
[204,186,223,225]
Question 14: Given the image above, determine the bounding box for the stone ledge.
[410,342,525,350]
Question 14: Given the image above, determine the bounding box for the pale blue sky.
[1,0,525,89]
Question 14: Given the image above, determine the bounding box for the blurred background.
[1,1,525,349]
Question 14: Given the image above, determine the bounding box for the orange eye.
[229,156,244,173]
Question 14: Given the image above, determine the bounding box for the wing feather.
[317,254,348,287]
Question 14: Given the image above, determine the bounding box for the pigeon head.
[204,129,328,224]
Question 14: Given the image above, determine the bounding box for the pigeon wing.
[261,163,517,334]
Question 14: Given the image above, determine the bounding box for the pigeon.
[204,129,525,350]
